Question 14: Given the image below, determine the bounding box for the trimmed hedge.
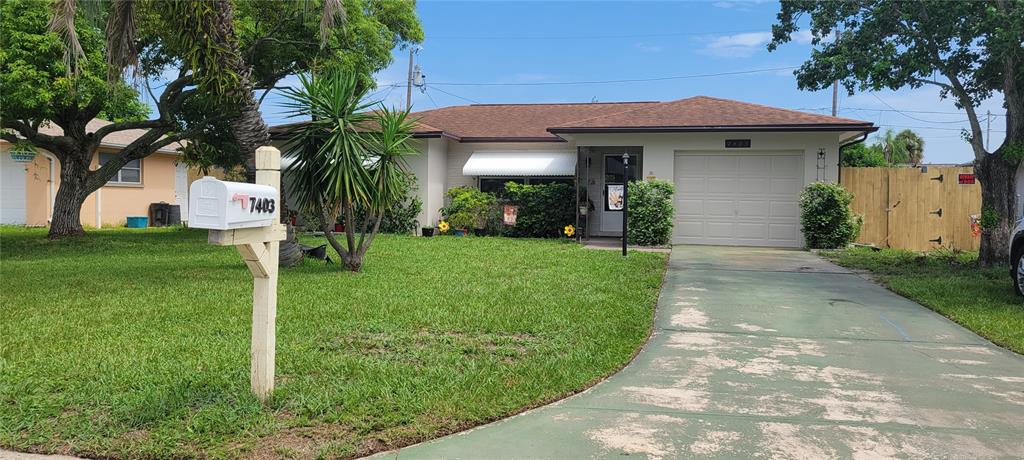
[627,179,675,246]
[799,181,862,249]
[504,182,575,238]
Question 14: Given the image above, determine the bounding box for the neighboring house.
[0,119,188,227]
[272,96,877,248]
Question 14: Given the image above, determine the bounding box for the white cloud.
[711,0,773,10]
[634,42,663,53]
[700,31,772,58]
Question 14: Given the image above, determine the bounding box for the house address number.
[725,139,751,148]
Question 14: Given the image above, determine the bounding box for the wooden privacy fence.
[841,166,982,251]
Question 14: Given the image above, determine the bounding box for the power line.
[426,84,480,104]
[871,94,971,124]
[429,66,799,87]
[425,29,765,41]
[423,88,440,109]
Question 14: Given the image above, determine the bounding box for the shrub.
[344,172,422,234]
[440,186,497,230]
[627,179,675,246]
[799,182,862,249]
[503,182,575,238]
[841,143,888,167]
[371,172,422,234]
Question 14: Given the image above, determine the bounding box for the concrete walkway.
[379,246,1024,459]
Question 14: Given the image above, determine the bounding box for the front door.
[599,152,642,234]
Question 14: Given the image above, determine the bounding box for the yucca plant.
[281,71,418,272]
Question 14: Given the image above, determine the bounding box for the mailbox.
[189,177,278,230]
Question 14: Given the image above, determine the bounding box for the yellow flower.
[438,221,450,233]
[564,224,575,237]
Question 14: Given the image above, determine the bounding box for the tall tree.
[770,0,1023,266]
[1,0,422,241]
[895,129,925,166]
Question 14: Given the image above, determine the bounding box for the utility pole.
[986,110,991,151]
[406,47,414,111]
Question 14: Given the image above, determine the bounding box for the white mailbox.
[189,176,278,230]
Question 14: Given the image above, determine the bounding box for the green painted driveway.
[380,247,1024,459]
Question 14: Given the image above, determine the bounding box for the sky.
[253,0,1007,165]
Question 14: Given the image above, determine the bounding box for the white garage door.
[1,153,27,225]
[673,152,804,247]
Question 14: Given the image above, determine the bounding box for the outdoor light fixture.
[816,148,827,181]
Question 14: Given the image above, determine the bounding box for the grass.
[821,247,1023,354]
[0,227,666,459]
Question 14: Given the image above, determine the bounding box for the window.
[98,153,142,184]
[604,154,642,185]
[479,177,525,196]
[478,177,573,197]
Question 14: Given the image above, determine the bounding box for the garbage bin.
[126,216,148,228]
[149,202,173,227]
[166,204,181,226]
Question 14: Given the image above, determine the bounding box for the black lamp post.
[622,151,629,257]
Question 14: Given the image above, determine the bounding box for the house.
[0,119,188,227]
[274,96,877,248]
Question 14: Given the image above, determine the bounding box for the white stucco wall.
[406,131,847,242]
[568,131,842,188]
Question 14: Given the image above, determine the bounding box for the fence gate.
[841,166,981,252]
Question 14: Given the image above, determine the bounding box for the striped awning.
[462,151,576,176]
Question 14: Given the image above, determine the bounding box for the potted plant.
[422,226,435,237]
[449,211,475,237]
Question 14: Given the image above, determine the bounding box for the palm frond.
[48,0,85,76]
[105,0,138,82]
[319,0,346,48]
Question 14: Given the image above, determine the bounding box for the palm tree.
[895,129,925,166]
[280,71,418,272]
[877,129,909,165]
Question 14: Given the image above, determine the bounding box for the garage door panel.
[737,177,770,194]
[770,201,799,218]
[768,223,799,241]
[676,177,706,193]
[673,152,804,247]
[739,156,772,174]
[772,156,803,176]
[707,156,738,173]
[770,178,803,195]
[705,221,736,237]
[676,200,705,218]
[677,221,704,237]
[675,155,707,173]
[736,200,768,218]
[704,200,735,216]
[706,178,738,193]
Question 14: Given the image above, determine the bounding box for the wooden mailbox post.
[189,146,286,401]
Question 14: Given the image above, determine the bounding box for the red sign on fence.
[958,173,976,185]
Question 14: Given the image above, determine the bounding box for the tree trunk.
[47,157,91,239]
[976,152,1018,267]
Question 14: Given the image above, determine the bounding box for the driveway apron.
[382,246,1024,459]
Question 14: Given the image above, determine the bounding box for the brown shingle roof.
[409,101,659,141]
[548,96,873,133]
[270,96,875,142]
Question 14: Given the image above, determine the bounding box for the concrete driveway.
[380,246,1024,459]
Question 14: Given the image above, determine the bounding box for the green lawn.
[0,227,666,459]
[821,247,1024,354]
